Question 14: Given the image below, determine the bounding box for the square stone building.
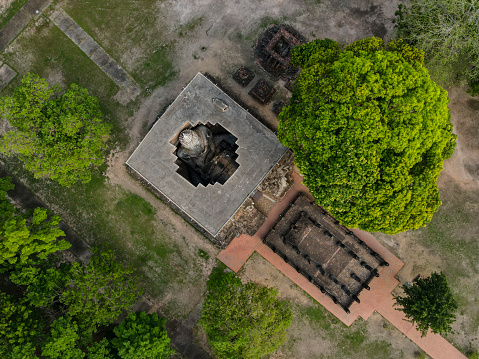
[126,73,287,238]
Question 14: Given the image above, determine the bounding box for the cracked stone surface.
[127,73,287,236]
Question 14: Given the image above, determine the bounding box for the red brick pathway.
[217,170,466,359]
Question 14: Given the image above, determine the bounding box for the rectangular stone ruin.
[248,79,276,104]
[254,24,306,80]
[264,26,303,67]
[233,65,255,87]
[263,193,389,313]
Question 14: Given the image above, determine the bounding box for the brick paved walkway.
[218,170,466,359]
[50,8,140,103]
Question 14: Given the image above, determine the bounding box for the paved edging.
[377,295,466,359]
[0,0,52,52]
[0,61,17,91]
[50,7,140,102]
[217,170,467,359]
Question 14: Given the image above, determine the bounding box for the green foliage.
[394,272,458,337]
[200,266,293,359]
[41,316,85,359]
[3,342,38,359]
[61,250,141,333]
[0,291,43,347]
[9,259,69,308]
[291,38,340,68]
[112,312,173,359]
[0,73,111,187]
[0,177,70,265]
[387,39,425,64]
[278,37,456,234]
[86,339,111,359]
[468,349,479,359]
[394,0,479,92]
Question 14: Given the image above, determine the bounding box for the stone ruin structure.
[254,24,306,82]
[126,73,287,244]
[175,123,239,187]
[263,193,389,313]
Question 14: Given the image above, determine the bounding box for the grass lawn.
[62,0,176,89]
[294,301,400,359]
[1,155,216,318]
[0,20,134,147]
[0,18,216,318]
[0,0,29,30]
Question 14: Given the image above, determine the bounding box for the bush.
[200,266,292,359]
[112,312,173,359]
[394,272,458,337]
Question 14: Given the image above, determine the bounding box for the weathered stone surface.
[78,35,100,56]
[127,73,287,236]
[256,149,294,201]
[64,23,86,44]
[263,193,387,312]
[51,7,140,102]
[0,63,17,91]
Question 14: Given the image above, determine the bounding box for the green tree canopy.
[0,73,111,187]
[111,312,173,359]
[199,266,292,359]
[394,0,479,93]
[41,316,85,359]
[0,291,43,348]
[61,250,141,333]
[278,37,456,234]
[0,177,70,265]
[394,272,458,337]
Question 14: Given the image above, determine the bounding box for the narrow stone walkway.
[0,165,92,263]
[217,170,467,359]
[50,8,140,103]
[0,0,51,52]
[0,61,17,90]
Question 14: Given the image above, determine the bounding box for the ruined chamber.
[263,193,389,313]
[174,122,239,187]
[126,73,287,240]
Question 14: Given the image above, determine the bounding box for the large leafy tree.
[41,316,85,359]
[394,272,458,337]
[0,291,43,348]
[61,250,141,333]
[394,0,479,93]
[2,249,141,357]
[111,312,173,359]
[0,73,110,187]
[0,177,70,265]
[278,37,456,234]
[200,266,292,359]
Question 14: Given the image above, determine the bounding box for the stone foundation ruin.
[263,193,389,313]
[126,73,287,241]
[254,24,306,81]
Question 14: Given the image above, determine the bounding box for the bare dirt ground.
[2,0,478,356]
[0,0,16,14]
[100,0,479,356]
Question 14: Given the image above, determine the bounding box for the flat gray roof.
[126,73,287,236]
